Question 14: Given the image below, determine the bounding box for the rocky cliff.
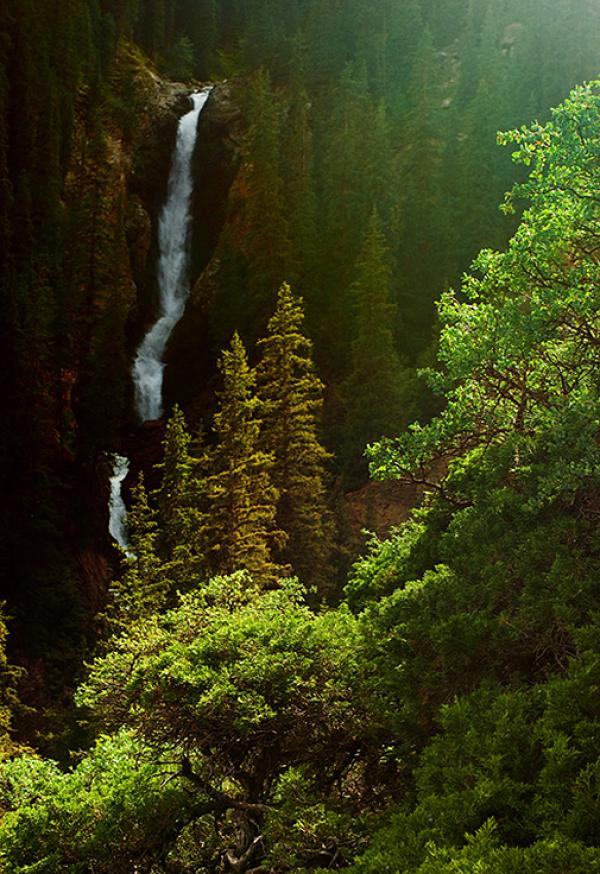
[163,81,243,412]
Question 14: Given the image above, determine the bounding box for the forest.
[1,0,600,871]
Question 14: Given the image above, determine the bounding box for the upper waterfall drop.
[133,88,211,422]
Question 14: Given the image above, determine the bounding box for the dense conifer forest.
[2,0,600,871]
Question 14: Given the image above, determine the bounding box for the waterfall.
[108,454,130,549]
[108,90,210,547]
[133,88,211,422]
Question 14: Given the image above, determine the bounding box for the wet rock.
[163,80,244,410]
[125,194,152,291]
[130,70,193,215]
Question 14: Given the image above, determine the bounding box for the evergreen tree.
[0,607,21,760]
[155,405,209,587]
[315,63,372,368]
[156,406,198,555]
[344,211,412,473]
[206,332,285,585]
[242,69,293,327]
[394,26,452,350]
[257,284,335,594]
[107,474,169,632]
[280,83,318,322]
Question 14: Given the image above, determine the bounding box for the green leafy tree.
[349,79,600,873]
[76,579,375,872]
[0,730,195,872]
[369,81,600,499]
[257,284,336,594]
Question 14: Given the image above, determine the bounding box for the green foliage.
[72,579,376,871]
[106,473,170,633]
[343,211,415,474]
[107,292,335,619]
[206,332,285,585]
[257,284,335,595]
[162,34,195,81]
[0,608,22,761]
[369,81,600,501]
[5,5,600,873]
[346,79,600,873]
[154,404,208,587]
[0,730,195,872]
[348,645,600,873]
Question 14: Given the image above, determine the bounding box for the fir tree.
[344,211,412,473]
[242,69,294,325]
[156,406,199,556]
[281,83,318,317]
[0,607,21,760]
[206,332,285,585]
[107,474,169,632]
[154,405,209,587]
[257,284,336,594]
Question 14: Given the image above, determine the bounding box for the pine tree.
[395,26,452,350]
[344,211,412,473]
[0,606,21,760]
[242,69,294,326]
[107,474,170,632]
[154,405,209,587]
[315,62,372,369]
[281,83,318,316]
[156,406,199,554]
[257,284,335,594]
[206,332,285,585]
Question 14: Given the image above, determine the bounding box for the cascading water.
[108,89,210,547]
[133,88,211,422]
[108,454,130,549]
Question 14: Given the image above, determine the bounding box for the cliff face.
[5,55,193,748]
[60,56,191,544]
[163,81,243,412]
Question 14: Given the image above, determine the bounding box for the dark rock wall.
[164,81,243,413]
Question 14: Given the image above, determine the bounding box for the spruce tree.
[257,284,335,594]
[107,474,170,632]
[206,332,285,585]
[281,84,318,317]
[155,405,208,585]
[395,26,451,348]
[344,211,412,474]
[156,406,196,552]
[0,607,21,760]
[243,69,294,324]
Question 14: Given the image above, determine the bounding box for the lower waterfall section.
[108,454,130,550]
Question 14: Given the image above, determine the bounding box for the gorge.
[109,87,212,549]
[3,3,600,871]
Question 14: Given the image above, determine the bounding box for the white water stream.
[108,454,130,549]
[133,88,211,422]
[108,89,210,547]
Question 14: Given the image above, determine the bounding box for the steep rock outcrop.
[163,80,243,411]
[8,59,196,748]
